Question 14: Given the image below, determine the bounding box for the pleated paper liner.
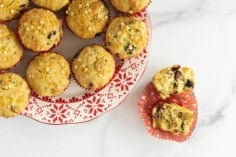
[138,82,198,142]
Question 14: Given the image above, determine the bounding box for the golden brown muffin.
[18,8,63,52]
[72,45,115,90]
[105,16,148,59]
[110,0,151,14]
[0,0,29,21]
[152,65,195,99]
[0,24,23,69]
[26,52,70,96]
[0,73,30,117]
[32,0,70,11]
[66,0,109,39]
[152,103,194,135]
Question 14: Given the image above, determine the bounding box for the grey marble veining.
[1,0,236,157]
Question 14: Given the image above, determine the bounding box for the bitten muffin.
[105,16,148,59]
[110,0,151,14]
[0,73,30,117]
[18,8,63,52]
[72,45,115,90]
[0,0,29,21]
[32,0,70,11]
[152,103,194,135]
[26,52,70,96]
[66,0,109,39]
[152,65,195,99]
[0,24,23,69]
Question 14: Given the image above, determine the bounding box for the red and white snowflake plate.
[16,7,152,124]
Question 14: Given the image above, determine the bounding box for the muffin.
[26,52,70,96]
[0,73,30,117]
[152,65,195,99]
[110,0,151,14]
[0,0,29,21]
[18,8,63,52]
[138,82,198,142]
[32,0,70,12]
[105,16,148,59]
[66,0,109,39]
[72,45,115,90]
[152,103,194,135]
[0,24,23,69]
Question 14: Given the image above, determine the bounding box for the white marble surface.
[1,0,236,156]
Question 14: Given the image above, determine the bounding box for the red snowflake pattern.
[135,10,148,22]
[113,72,134,92]
[49,104,67,123]
[20,9,151,125]
[85,96,104,116]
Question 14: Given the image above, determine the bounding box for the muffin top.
[32,0,70,11]
[72,45,115,90]
[110,0,150,14]
[18,8,62,52]
[0,73,30,117]
[105,16,148,59]
[0,24,23,69]
[0,0,29,21]
[26,52,70,96]
[152,65,195,99]
[66,0,109,39]
[152,103,194,135]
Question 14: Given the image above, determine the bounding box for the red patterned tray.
[10,2,151,124]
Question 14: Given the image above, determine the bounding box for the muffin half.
[152,65,195,99]
[152,103,194,135]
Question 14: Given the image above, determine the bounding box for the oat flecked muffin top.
[0,0,29,21]
[0,24,23,69]
[72,45,115,90]
[105,16,148,59]
[26,52,70,96]
[32,0,70,11]
[152,103,194,135]
[152,65,195,99]
[110,0,150,14]
[66,0,109,39]
[0,73,30,117]
[18,8,63,52]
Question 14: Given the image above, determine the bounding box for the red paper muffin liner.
[138,82,198,142]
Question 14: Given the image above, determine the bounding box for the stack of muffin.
[0,0,151,117]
